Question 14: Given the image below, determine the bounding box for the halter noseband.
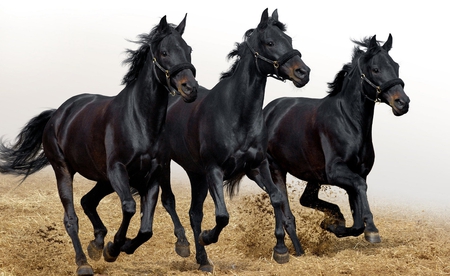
[245,41,301,82]
[150,44,196,96]
[357,57,404,103]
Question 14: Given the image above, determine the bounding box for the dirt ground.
[0,171,449,276]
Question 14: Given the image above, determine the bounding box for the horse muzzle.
[388,91,410,116]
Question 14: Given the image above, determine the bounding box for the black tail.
[223,172,246,199]
[0,109,56,181]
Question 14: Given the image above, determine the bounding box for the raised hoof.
[198,230,210,246]
[364,231,381,243]
[103,241,119,262]
[76,264,94,276]
[273,250,290,264]
[87,241,103,261]
[320,217,346,230]
[175,241,190,257]
[198,259,214,273]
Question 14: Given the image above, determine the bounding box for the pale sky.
[1,1,449,212]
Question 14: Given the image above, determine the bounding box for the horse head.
[151,15,198,102]
[246,8,310,88]
[358,34,410,116]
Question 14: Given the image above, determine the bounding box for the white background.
[1,1,448,212]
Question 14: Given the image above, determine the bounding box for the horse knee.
[269,191,284,208]
[122,200,136,217]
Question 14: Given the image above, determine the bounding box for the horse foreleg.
[346,185,380,243]
[299,181,346,230]
[103,164,136,262]
[160,164,190,257]
[121,179,159,254]
[326,161,380,242]
[81,181,113,261]
[187,172,213,272]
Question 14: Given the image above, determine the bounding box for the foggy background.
[1,1,448,213]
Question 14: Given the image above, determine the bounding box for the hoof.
[198,259,214,273]
[320,217,346,230]
[87,241,103,261]
[175,241,190,257]
[198,230,210,246]
[273,250,290,264]
[76,264,94,276]
[103,241,119,262]
[364,231,381,243]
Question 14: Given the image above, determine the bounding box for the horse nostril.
[296,68,307,78]
[182,83,192,94]
[395,99,405,109]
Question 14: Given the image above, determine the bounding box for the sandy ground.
[0,170,449,275]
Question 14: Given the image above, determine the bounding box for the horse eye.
[267,41,274,47]
[372,68,380,73]
[161,51,168,57]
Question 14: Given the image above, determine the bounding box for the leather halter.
[357,57,404,103]
[245,41,301,82]
[150,44,196,96]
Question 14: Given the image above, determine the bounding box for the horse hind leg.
[160,164,190,257]
[187,172,214,272]
[247,160,292,264]
[268,161,304,257]
[54,168,94,276]
[80,181,114,261]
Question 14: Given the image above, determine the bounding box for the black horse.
[263,34,409,244]
[160,9,310,272]
[0,15,198,276]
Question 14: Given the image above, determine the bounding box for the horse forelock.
[121,23,178,85]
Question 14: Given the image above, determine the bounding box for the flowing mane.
[220,18,287,80]
[327,36,382,95]
[121,23,177,85]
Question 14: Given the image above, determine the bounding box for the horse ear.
[369,35,378,49]
[258,8,269,29]
[382,33,393,51]
[175,13,187,35]
[158,16,168,32]
[272,9,279,21]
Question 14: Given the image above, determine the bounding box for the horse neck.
[338,72,376,136]
[219,55,268,123]
[118,63,168,134]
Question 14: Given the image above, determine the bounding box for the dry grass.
[0,171,449,275]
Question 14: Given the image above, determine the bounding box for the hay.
[0,172,449,275]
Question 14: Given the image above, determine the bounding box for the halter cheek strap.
[150,45,197,96]
[358,58,404,103]
[245,41,301,81]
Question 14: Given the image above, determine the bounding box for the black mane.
[220,18,287,80]
[327,36,381,95]
[121,23,176,85]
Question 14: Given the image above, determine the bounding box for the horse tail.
[0,109,56,181]
[224,172,246,199]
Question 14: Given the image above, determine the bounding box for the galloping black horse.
[263,34,409,244]
[0,15,198,276]
[160,9,310,271]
